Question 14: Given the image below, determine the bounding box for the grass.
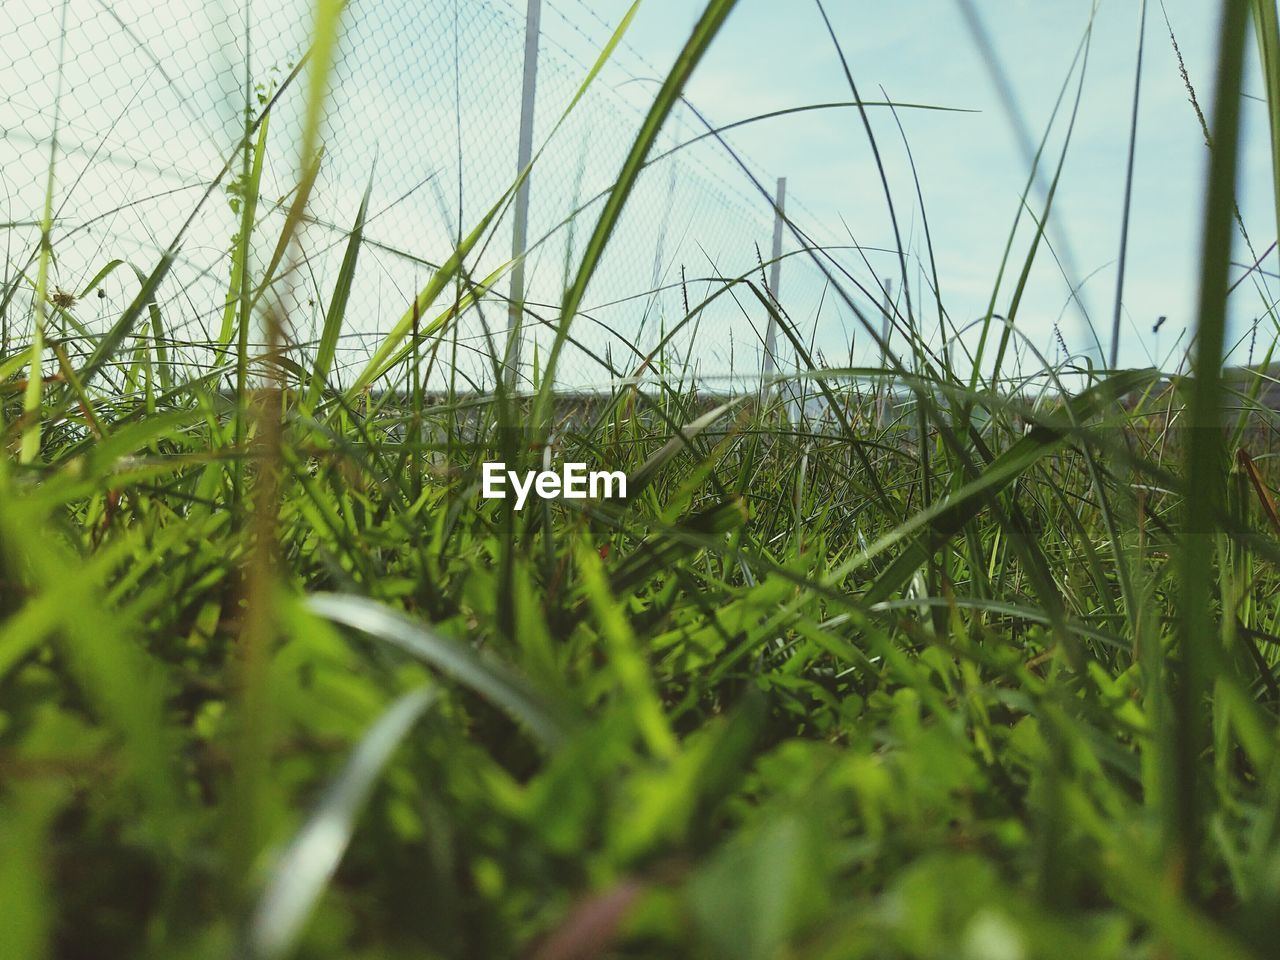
[3,0,1280,957]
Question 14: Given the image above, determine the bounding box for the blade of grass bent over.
[307,593,575,748]
[246,687,436,960]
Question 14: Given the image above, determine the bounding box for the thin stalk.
[20,0,70,464]
[233,6,256,510]
[1109,0,1149,369]
[1173,0,1249,897]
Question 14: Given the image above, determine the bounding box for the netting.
[0,0,869,394]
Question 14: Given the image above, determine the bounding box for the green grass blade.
[246,687,436,959]
[20,1,70,464]
[305,167,373,411]
[307,593,575,747]
[1172,0,1249,894]
[861,369,1155,604]
[532,0,738,430]
[1250,0,1280,249]
[576,541,679,761]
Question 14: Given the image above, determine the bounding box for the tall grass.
[1,1,1280,958]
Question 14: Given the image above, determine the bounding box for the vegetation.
[3,1,1280,957]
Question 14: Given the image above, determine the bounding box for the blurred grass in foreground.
[3,0,1280,957]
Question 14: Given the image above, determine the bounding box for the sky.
[553,0,1280,376]
[1,0,1277,389]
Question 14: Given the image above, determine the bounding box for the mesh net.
[0,0,866,393]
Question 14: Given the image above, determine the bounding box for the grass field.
[4,1,1280,957]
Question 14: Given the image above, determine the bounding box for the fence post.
[761,176,787,400]
[507,0,542,390]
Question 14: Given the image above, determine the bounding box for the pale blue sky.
[559,0,1280,375]
[2,0,1275,387]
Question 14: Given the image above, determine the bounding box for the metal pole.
[761,176,787,396]
[508,0,542,389]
